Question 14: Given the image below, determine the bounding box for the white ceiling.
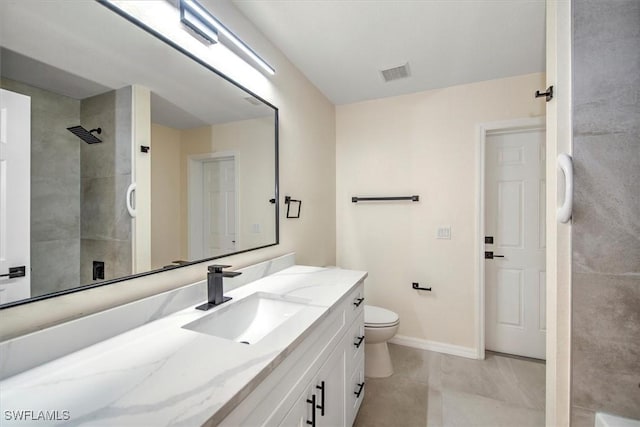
[233,0,546,105]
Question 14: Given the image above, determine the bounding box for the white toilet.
[364,305,400,378]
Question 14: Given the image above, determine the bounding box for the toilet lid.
[364,305,399,327]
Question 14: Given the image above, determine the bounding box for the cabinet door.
[315,338,346,426]
[282,342,347,427]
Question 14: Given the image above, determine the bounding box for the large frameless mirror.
[0,0,278,308]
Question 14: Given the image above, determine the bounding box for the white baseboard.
[389,335,478,359]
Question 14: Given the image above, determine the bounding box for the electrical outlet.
[437,226,451,240]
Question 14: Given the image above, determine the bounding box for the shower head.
[67,126,102,144]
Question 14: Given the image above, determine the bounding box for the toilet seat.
[364,305,399,328]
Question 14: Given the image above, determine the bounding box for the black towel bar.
[352,195,419,203]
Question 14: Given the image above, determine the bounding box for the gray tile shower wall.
[0,78,82,297]
[80,88,132,284]
[80,91,115,180]
[31,240,81,296]
[571,0,640,423]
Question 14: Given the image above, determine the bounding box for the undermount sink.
[183,292,310,345]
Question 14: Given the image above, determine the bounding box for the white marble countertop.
[0,265,367,426]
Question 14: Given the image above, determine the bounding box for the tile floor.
[354,344,545,427]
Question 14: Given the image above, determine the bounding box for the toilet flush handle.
[354,335,365,348]
[353,297,365,307]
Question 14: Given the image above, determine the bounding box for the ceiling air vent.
[380,63,411,82]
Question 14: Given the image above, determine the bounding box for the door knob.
[484,252,505,259]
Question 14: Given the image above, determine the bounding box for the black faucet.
[196,264,242,311]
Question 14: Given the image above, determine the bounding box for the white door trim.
[187,151,239,259]
[475,116,545,360]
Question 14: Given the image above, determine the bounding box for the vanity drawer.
[346,281,365,325]
[347,353,365,426]
[347,311,365,373]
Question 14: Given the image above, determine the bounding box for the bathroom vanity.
[220,275,365,427]
[0,257,366,426]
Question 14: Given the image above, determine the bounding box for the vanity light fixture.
[179,0,275,75]
[180,0,218,44]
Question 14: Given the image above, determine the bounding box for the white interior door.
[485,128,546,359]
[0,88,31,304]
[203,157,236,256]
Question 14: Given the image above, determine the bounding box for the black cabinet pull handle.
[315,381,325,416]
[306,394,316,426]
[353,297,364,307]
[354,335,365,348]
[0,266,26,279]
[354,382,365,398]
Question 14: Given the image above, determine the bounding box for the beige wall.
[179,126,213,259]
[336,73,545,349]
[150,124,182,269]
[0,2,336,341]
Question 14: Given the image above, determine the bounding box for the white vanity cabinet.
[220,281,365,427]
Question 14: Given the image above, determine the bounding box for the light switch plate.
[437,226,451,240]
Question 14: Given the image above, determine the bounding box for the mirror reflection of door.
[188,152,239,260]
[0,88,31,304]
[203,157,237,256]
